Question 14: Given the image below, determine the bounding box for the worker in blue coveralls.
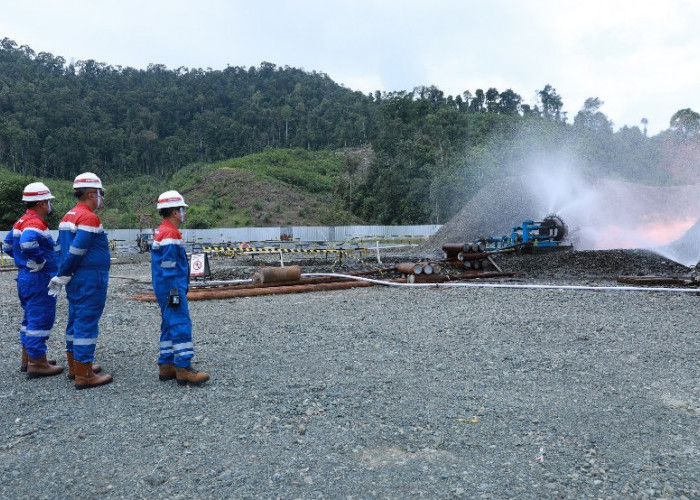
[3,182,63,378]
[152,190,210,386]
[48,172,112,390]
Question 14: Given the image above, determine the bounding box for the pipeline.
[188,266,398,290]
[128,270,699,302]
[190,279,253,287]
[129,277,409,301]
[301,273,700,294]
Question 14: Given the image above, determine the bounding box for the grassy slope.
[165,148,364,229]
[0,148,366,229]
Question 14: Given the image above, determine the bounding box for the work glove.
[168,288,181,307]
[26,260,46,273]
[47,275,71,297]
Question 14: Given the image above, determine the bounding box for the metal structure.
[136,214,155,253]
[475,215,569,253]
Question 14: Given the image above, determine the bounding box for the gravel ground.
[0,249,699,499]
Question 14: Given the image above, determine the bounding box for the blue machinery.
[477,215,569,253]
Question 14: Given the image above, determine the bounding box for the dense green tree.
[0,171,32,227]
[485,88,500,113]
[573,97,612,133]
[538,84,564,121]
[469,89,485,113]
[498,89,522,115]
[669,108,700,138]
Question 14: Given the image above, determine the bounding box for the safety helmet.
[157,190,189,210]
[73,172,103,189]
[22,182,55,202]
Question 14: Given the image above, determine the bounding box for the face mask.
[179,207,185,224]
[46,200,53,214]
[96,190,103,209]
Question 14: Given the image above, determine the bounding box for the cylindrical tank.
[258,265,302,284]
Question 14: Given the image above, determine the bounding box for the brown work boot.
[26,355,64,379]
[175,366,210,386]
[74,360,112,390]
[21,347,56,372]
[158,363,176,381]
[66,352,102,380]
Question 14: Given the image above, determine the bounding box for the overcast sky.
[2,0,699,135]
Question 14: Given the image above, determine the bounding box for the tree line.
[1,38,699,226]
[0,38,376,180]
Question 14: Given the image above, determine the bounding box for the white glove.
[48,275,71,297]
[26,260,46,273]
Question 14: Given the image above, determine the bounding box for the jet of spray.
[523,159,700,266]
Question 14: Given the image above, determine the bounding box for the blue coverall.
[3,210,59,358]
[56,202,111,363]
[151,219,194,368]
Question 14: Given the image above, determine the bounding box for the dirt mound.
[426,176,541,249]
[491,248,691,280]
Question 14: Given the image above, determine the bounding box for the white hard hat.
[22,182,55,202]
[73,172,103,189]
[157,190,189,210]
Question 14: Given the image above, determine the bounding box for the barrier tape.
[201,245,365,258]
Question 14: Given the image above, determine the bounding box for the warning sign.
[189,253,211,278]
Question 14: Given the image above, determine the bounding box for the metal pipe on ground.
[129,277,409,301]
[617,276,696,286]
[190,267,401,292]
[453,270,517,279]
[303,273,700,294]
[396,263,423,275]
[442,243,463,254]
[193,275,359,291]
[473,242,487,252]
[414,270,516,282]
[442,244,463,260]
[460,251,491,262]
[487,256,503,273]
[129,272,699,301]
[255,265,302,284]
[414,274,449,283]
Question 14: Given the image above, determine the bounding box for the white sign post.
[189,253,210,279]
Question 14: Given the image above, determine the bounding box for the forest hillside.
[1,38,699,228]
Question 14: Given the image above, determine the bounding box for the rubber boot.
[26,355,64,379]
[158,363,176,381]
[175,366,210,386]
[66,352,102,380]
[21,347,56,372]
[74,360,112,390]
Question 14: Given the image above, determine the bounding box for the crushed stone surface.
[0,249,698,498]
